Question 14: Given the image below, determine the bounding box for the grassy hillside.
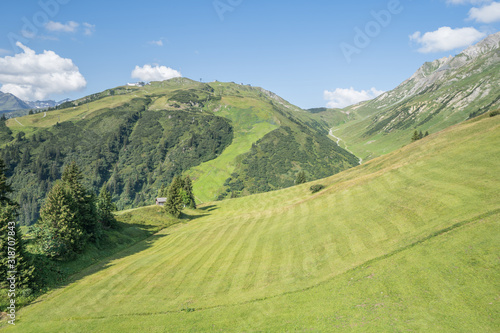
[3,111,499,332]
[1,97,234,224]
[0,78,357,223]
[0,205,177,313]
[325,34,500,161]
[185,82,353,201]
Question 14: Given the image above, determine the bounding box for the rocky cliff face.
[359,32,500,134]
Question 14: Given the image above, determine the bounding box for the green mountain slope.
[327,32,500,161]
[0,78,357,224]
[5,110,499,332]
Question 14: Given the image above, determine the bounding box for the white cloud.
[149,39,164,46]
[44,21,95,36]
[45,21,79,33]
[410,27,486,53]
[446,0,492,4]
[131,65,182,82]
[0,49,10,55]
[468,1,500,22]
[446,0,493,5]
[0,42,86,101]
[83,23,96,36]
[324,87,385,109]
[21,29,36,39]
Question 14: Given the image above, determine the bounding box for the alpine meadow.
[0,1,499,332]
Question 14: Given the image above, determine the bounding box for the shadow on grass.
[181,212,210,221]
[26,232,167,309]
[198,204,218,212]
[24,205,219,310]
[70,231,168,281]
[30,223,169,293]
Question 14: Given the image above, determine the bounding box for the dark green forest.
[218,123,359,199]
[0,98,233,225]
[0,82,360,226]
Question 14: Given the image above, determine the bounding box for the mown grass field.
[0,206,177,311]
[3,113,500,332]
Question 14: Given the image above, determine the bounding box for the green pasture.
[3,105,500,332]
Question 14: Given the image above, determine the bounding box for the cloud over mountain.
[0,42,86,101]
[324,87,384,108]
[468,1,500,23]
[410,26,486,53]
[131,64,182,82]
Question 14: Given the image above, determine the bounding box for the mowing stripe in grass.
[28,210,499,324]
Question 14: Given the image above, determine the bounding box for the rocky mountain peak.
[459,31,500,60]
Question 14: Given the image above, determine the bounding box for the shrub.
[310,184,325,194]
[490,110,500,117]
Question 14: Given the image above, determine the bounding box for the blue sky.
[0,0,499,108]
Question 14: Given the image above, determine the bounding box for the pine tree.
[96,184,117,228]
[0,205,35,289]
[0,158,35,289]
[183,175,196,209]
[61,162,100,241]
[295,170,307,185]
[419,131,424,140]
[424,131,429,137]
[34,181,85,259]
[165,176,183,218]
[0,158,15,206]
[411,130,420,142]
[158,184,166,198]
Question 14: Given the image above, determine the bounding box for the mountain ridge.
[1,78,357,224]
[0,91,30,112]
[326,31,500,160]
[0,90,71,117]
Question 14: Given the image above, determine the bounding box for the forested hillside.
[0,78,358,225]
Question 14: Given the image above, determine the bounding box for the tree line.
[1,105,233,225]
[32,161,117,260]
[0,159,117,301]
[411,130,429,142]
[0,154,199,312]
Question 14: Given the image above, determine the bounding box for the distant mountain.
[0,93,72,118]
[26,99,71,109]
[0,91,30,112]
[327,31,500,160]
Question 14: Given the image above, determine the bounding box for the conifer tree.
[183,175,196,209]
[424,131,429,137]
[419,131,424,140]
[0,158,15,206]
[96,184,117,228]
[158,184,166,198]
[61,162,100,241]
[165,176,183,218]
[0,205,34,289]
[411,130,420,142]
[0,158,35,289]
[34,181,85,259]
[295,170,307,185]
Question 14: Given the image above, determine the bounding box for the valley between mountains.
[0,31,499,333]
